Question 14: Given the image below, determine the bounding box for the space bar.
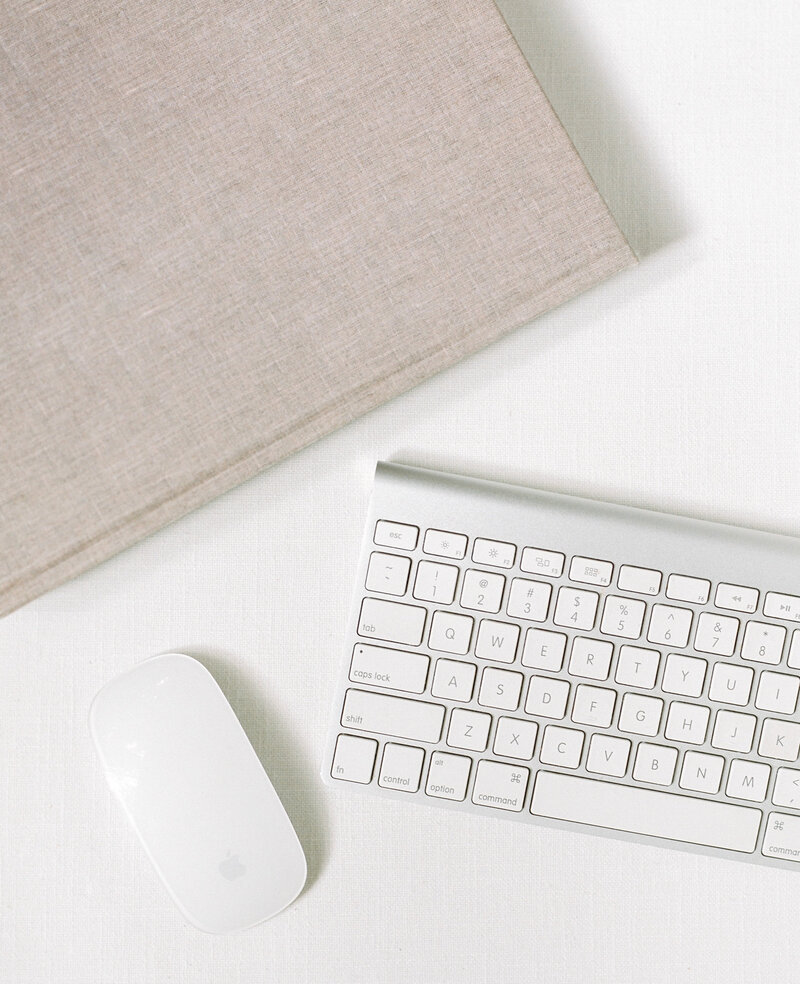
[531,772,762,853]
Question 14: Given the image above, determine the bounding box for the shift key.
[358,597,427,646]
[341,689,445,743]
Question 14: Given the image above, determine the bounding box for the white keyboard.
[322,463,800,868]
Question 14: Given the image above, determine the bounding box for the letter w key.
[476,621,520,664]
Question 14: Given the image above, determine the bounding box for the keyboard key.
[474,619,520,663]
[520,547,565,578]
[412,560,459,604]
[378,743,424,793]
[521,628,567,671]
[759,719,800,762]
[763,812,800,861]
[374,520,418,550]
[428,610,474,654]
[772,768,800,808]
[661,653,707,698]
[331,734,378,783]
[633,743,678,786]
[431,659,476,702]
[493,717,538,760]
[506,577,552,622]
[472,760,529,812]
[586,734,631,777]
[715,583,759,614]
[741,621,786,665]
[647,604,692,647]
[726,759,770,802]
[711,710,757,753]
[666,574,711,605]
[568,636,613,680]
[618,693,663,736]
[341,689,445,743]
[358,597,427,646]
[472,537,516,569]
[447,708,491,751]
[423,528,467,560]
[365,551,412,596]
[525,676,570,719]
[460,569,505,613]
[426,752,471,801]
[679,751,724,794]
[478,667,523,710]
[614,645,660,689]
[755,671,800,714]
[571,685,616,728]
[569,556,613,587]
[539,726,584,769]
[709,663,753,706]
[349,644,429,693]
[599,594,646,639]
[531,772,761,853]
[553,587,599,630]
[694,612,739,656]
[617,565,662,596]
[788,631,800,668]
[764,592,800,623]
[665,701,709,745]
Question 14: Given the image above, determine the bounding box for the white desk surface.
[3,2,800,981]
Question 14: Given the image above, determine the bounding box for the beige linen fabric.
[0,0,634,616]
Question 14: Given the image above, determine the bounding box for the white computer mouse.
[89,653,307,933]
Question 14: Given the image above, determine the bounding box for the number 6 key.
[647,604,693,648]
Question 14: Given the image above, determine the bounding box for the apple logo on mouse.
[218,850,246,881]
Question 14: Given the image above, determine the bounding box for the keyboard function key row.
[373,521,799,636]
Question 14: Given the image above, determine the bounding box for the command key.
[762,812,800,862]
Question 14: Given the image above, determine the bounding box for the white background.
[2,2,800,981]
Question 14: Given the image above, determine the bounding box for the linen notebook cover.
[0,0,635,617]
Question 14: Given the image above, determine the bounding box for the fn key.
[331,734,378,783]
